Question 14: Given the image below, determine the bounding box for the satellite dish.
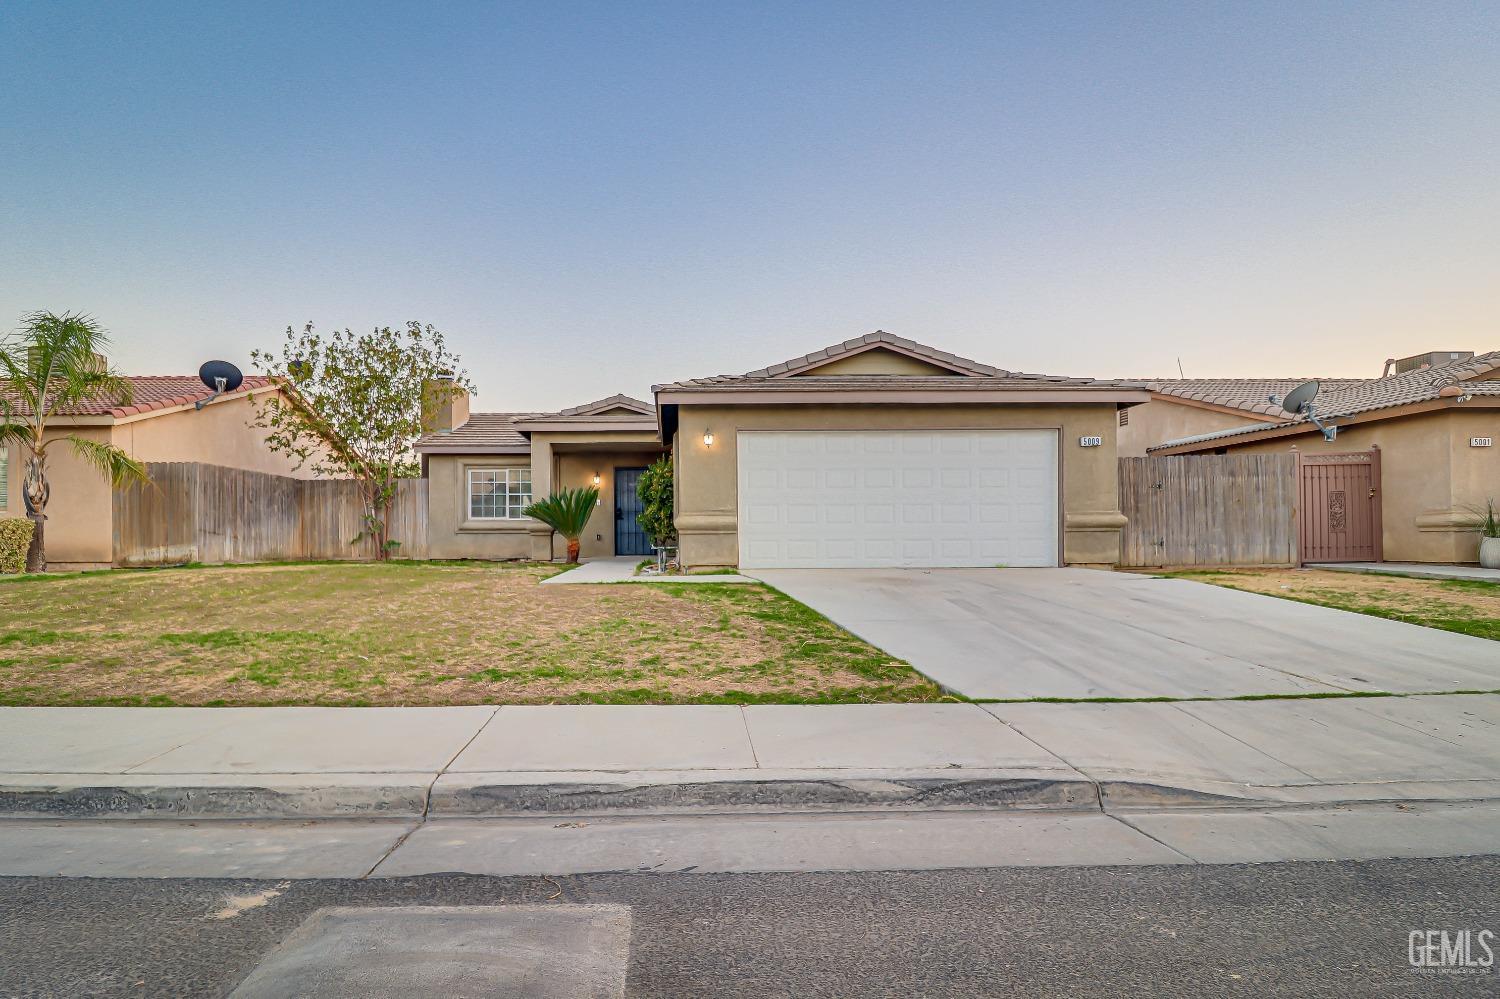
[1269,379,1338,442]
[199,360,244,393]
[1277,380,1319,416]
[195,360,244,410]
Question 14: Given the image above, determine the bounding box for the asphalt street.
[2,856,1496,997]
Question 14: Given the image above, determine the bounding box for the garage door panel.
[737,430,1059,569]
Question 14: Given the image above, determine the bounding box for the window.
[0,446,8,510]
[468,467,531,520]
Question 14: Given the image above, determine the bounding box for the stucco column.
[527,436,556,561]
[672,415,738,569]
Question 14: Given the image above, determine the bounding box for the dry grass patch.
[1167,568,1500,642]
[0,562,943,706]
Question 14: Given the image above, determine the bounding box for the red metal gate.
[1298,449,1382,564]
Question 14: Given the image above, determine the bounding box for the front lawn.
[1167,568,1500,642]
[0,562,944,706]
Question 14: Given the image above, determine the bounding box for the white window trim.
[0,445,9,511]
[467,466,532,521]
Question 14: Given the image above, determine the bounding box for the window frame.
[467,466,532,521]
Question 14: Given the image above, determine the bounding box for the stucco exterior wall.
[113,394,319,478]
[1217,406,1499,563]
[424,435,666,562]
[671,403,1125,569]
[424,453,533,560]
[553,450,666,560]
[1118,400,1267,457]
[10,426,116,568]
[791,352,961,377]
[17,390,326,569]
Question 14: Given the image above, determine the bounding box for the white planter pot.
[1480,536,1500,570]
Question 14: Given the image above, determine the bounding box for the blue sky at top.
[2,1,1496,408]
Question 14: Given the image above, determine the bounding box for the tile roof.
[414,412,543,453]
[414,395,657,453]
[1140,378,1366,417]
[1,375,275,419]
[655,331,1148,393]
[553,394,654,417]
[1149,350,1500,452]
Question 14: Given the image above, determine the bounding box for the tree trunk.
[566,538,581,563]
[24,515,44,574]
[22,454,48,573]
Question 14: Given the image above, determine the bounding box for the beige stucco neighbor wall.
[671,403,1125,569]
[1118,400,1266,457]
[113,396,319,478]
[1220,406,1499,563]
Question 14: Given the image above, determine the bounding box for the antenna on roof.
[1176,357,1185,378]
[195,360,244,411]
[1268,380,1337,442]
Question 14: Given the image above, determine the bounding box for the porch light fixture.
[703,430,715,447]
[592,472,601,485]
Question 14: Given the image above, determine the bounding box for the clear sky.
[3,1,1497,409]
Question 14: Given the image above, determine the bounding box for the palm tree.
[523,486,599,563]
[0,312,149,572]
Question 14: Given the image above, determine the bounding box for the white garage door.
[737,430,1059,569]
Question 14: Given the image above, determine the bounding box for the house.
[1117,377,1366,458]
[415,331,1151,569]
[0,375,319,569]
[1148,350,1500,564]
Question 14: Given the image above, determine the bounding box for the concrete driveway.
[747,568,1500,699]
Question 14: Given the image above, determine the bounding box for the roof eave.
[654,387,1153,406]
[414,443,532,456]
[1148,396,1497,454]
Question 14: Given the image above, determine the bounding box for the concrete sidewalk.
[541,557,755,585]
[1308,561,1500,583]
[3,695,1497,820]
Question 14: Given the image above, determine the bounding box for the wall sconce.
[592,472,601,485]
[703,430,715,447]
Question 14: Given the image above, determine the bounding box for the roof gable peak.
[553,394,654,417]
[747,331,1002,379]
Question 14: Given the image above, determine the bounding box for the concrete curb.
[430,770,1100,815]
[5,770,1499,820]
[0,774,432,819]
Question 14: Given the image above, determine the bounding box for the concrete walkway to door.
[745,568,1500,699]
[542,557,756,585]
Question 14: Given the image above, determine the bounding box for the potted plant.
[523,486,599,563]
[1474,500,1500,570]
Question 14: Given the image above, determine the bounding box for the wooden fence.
[1118,454,1298,567]
[113,463,428,565]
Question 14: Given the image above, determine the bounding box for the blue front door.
[614,467,651,556]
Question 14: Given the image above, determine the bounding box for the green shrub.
[523,487,599,563]
[0,518,36,574]
[637,456,676,547]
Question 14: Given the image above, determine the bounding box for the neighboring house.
[1149,351,1500,564]
[0,375,318,569]
[416,331,1151,569]
[1117,378,1366,458]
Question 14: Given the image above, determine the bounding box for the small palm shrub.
[523,486,599,563]
[0,518,36,574]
